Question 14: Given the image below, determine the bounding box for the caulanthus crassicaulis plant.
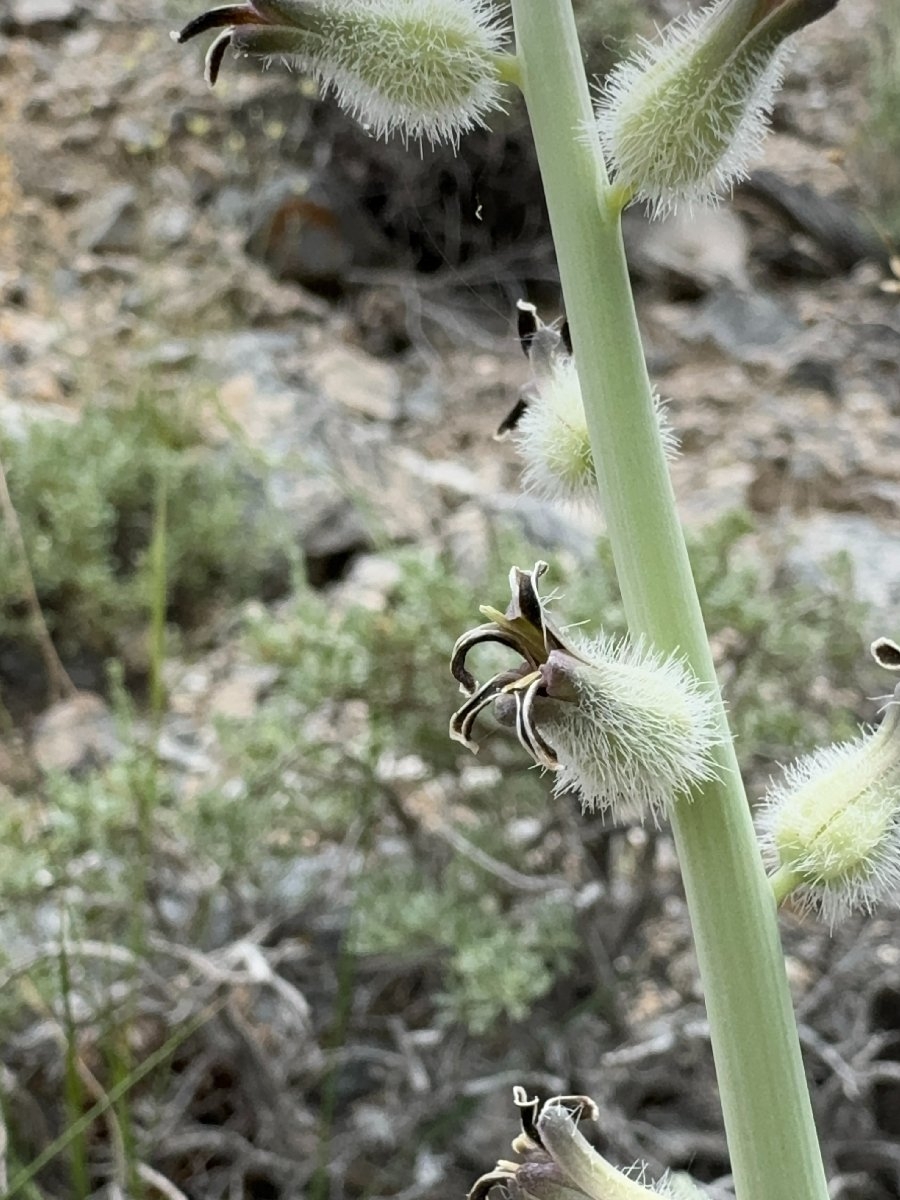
[173,2,899,1198]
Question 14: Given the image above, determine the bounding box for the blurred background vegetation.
[1,0,899,1197]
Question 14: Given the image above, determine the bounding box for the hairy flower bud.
[540,640,722,822]
[450,562,721,823]
[175,0,509,145]
[594,0,840,216]
[498,302,676,507]
[758,683,900,925]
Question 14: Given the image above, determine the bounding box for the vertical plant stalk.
[507,4,828,1199]
[0,453,76,703]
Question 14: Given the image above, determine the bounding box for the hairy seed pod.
[176,0,508,146]
[538,639,721,823]
[758,686,900,925]
[594,0,840,216]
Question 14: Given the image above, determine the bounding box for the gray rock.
[297,483,372,586]
[332,554,403,612]
[245,174,388,287]
[156,722,214,776]
[442,504,493,583]
[201,329,321,467]
[202,329,298,400]
[692,285,803,360]
[783,513,900,627]
[3,0,82,34]
[786,356,841,399]
[60,119,104,151]
[740,170,887,275]
[392,448,484,505]
[307,343,402,423]
[112,116,163,155]
[135,340,196,370]
[31,692,121,775]
[0,397,75,441]
[246,176,354,285]
[267,845,362,909]
[147,204,193,248]
[483,492,600,561]
[206,663,280,721]
[78,184,140,254]
[627,207,750,295]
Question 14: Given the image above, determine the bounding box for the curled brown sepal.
[174,0,321,86]
[495,301,571,440]
[449,562,583,768]
[872,636,900,672]
[751,0,840,38]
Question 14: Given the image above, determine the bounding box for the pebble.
[3,0,82,34]
[784,512,900,627]
[691,285,804,361]
[78,184,140,254]
[307,343,402,423]
[147,204,193,248]
[31,692,121,775]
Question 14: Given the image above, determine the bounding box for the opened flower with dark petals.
[469,1086,702,1200]
[450,563,723,823]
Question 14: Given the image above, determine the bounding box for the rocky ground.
[1,0,900,1198]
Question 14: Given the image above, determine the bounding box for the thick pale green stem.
[508,4,829,1199]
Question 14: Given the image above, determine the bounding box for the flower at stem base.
[450,562,722,823]
[468,1086,692,1200]
[174,0,509,147]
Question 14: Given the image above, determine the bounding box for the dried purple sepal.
[450,665,532,751]
[467,1088,664,1200]
[449,562,580,765]
[175,0,323,87]
[175,4,263,43]
[495,392,531,439]
[451,624,532,695]
[204,30,233,84]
